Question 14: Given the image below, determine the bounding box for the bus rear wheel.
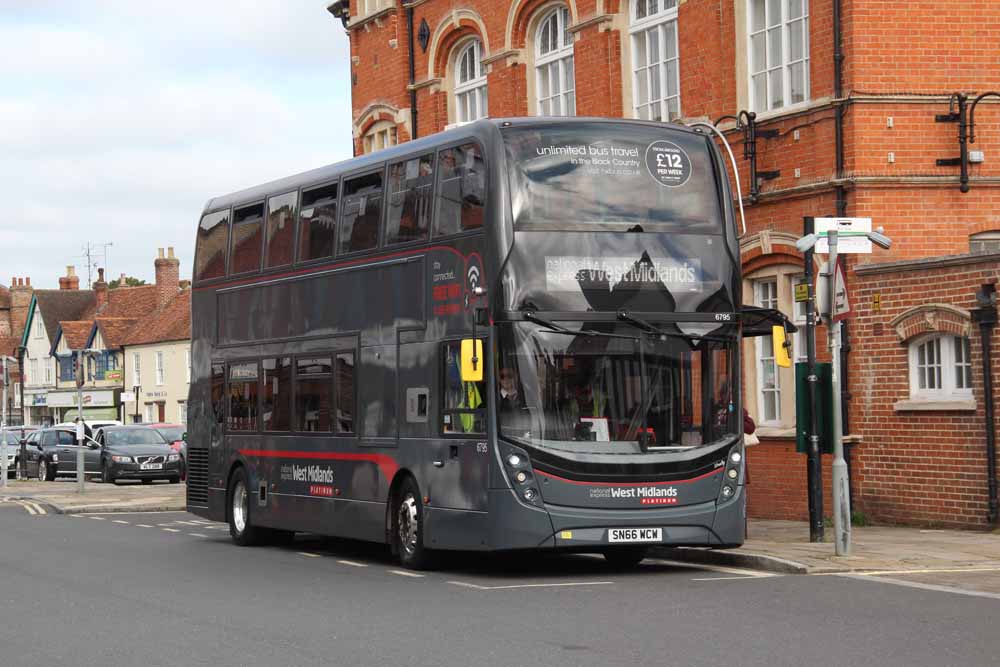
[603,547,648,569]
[393,478,433,570]
[229,467,265,547]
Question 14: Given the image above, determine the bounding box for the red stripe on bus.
[195,244,471,292]
[238,449,399,482]
[535,466,723,487]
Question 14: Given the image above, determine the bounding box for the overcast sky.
[1,1,352,289]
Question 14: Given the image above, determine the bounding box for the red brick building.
[329,0,1000,528]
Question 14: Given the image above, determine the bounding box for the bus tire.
[392,477,433,570]
[603,547,648,569]
[228,467,265,547]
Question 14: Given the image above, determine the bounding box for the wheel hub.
[397,494,419,556]
[233,481,248,534]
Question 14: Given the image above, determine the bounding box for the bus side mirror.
[772,325,792,368]
[459,339,484,382]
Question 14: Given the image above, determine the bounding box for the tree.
[108,276,146,289]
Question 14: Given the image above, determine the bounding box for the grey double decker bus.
[186,117,790,569]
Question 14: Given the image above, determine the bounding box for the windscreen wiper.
[521,311,637,340]
[616,310,734,344]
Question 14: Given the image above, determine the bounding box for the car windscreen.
[105,429,167,446]
[3,432,19,445]
[502,123,724,233]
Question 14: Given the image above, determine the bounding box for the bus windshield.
[496,322,738,454]
[503,122,723,232]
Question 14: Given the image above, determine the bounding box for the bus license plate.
[140,463,162,471]
[608,528,662,543]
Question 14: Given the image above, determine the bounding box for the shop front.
[46,389,120,423]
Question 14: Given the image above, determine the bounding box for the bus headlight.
[508,454,522,467]
[503,445,544,508]
[515,471,528,484]
[721,485,734,499]
[730,451,742,464]
[727,468,738,480]
[523,488,538,501]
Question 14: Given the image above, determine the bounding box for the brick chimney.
[155,247,180,308]
[94,268,109,310]
[59,265,79,290]
[9,276,34,343]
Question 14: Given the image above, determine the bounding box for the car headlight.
[111,455,133,463]
[167,454,180,462]
[51,454,58,462]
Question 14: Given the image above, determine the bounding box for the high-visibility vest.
[570,388,606,420]
[459,382,482,432]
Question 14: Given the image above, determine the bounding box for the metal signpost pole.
[76,351,86,494]
[1,356,9,489]
[803,217,824,542]
[826,231,851,555]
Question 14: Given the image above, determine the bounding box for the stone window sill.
[893,398,977,412]
[755,426,796,438]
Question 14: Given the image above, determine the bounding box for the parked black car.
[93,426,182,485]
[2,427,37,479]
[32,427,103,481]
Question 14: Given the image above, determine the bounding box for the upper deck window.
[265,191,298,269]
[194,210,230,281]
[386,154,434,246]
[503,123,723,233]
[340,171,383,255]
[230,202,265,274]
[298,182,338,263]
[433,143,485,237]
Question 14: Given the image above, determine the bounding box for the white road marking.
[649,558,776,578]
[189,533,209,538]
[112,520,129,525]
[839,573,1000,601]
[298,552,322,558]
[389,569,425,578]
[17,501,37,516]
[847,566,1000,577]
[446,580,615,591]
[136,524,153,528]
[162,528,180,533]
[87,516,106,520]
[337,559,369,568]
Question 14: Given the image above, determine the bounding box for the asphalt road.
[0,503,998,667]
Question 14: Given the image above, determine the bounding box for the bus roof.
[202,117,704,214]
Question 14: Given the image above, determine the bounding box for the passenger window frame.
[431,140,488,240]
[384,152,436,248]
[296,179,341,266]
[228,201,267,277]
[193,208,232,284]
[263,191,300,271]
[439,339,487,437]
[338,166,387,257]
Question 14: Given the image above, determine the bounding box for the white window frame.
[970,231,1000,254]
[144,403,157,423]
[362,121,397,155]
[30,359,38,385]
[44,360,52,384]
[454,39,488,124]
[34,317,43,339]
[155,351,165,386]
[178,401,188,425]
[133,352,141,388]
[630,0,681,122]
[908,334,973,400]
[754,278,781,425]
[748,0,809,113]
[535,6,575,116]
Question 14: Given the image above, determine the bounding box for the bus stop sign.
[814,217,872,254]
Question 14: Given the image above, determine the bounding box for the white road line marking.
[298,552,322,558]
[650,558,776,578]
[18,501,37,516]
[189,533,209,538]
[112,520,129,524]
[446,580,615,590]
[88,516,106,520]
[136,524,153,528]
[337,559,369,568]
[389,569,425,578]
[838,573,1000,601]
[848,566,1000,577]
[162,528,180,533]
[70,514,86,518]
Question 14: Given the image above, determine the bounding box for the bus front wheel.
[229,467,265,547]
[392,477,433,570]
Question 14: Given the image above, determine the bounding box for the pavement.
[0,477,185,514]
[659,519,1000,576]
[4,478,1000,581]
[2,506,999,666]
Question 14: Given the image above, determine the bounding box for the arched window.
[630,0,681,121]
[970,231,1000,254]
[454,39,488,124]
[535,7,575,116]
[362,120,397,155]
